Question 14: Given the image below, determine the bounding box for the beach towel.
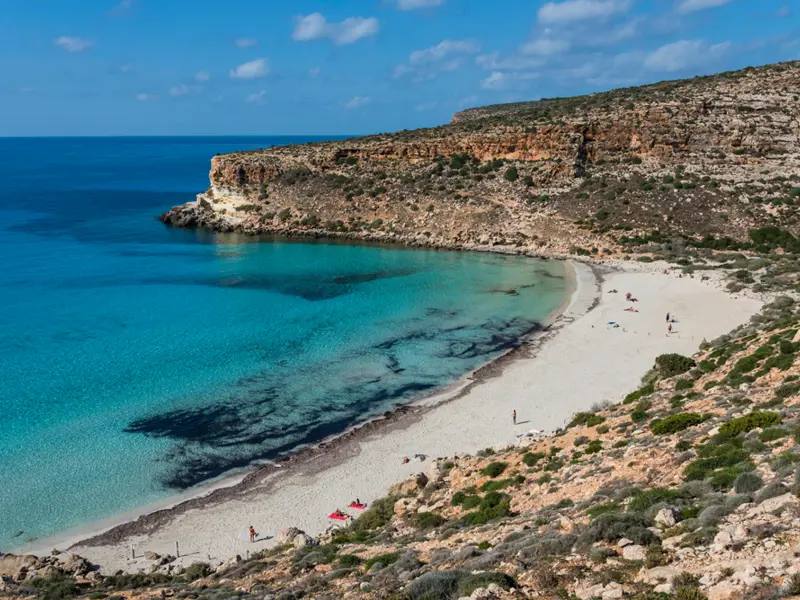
[328,512,348,521]
[349,502,367,510]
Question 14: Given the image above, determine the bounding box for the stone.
[293,534,315,548]
[144,551,161,561]
[653,583,673,594]
[618,538,634,547]
[278,527,303,544]
[415,472,429,490]
[714,531,733,550]
[748,493,799,517]
[655,508,679,528]
[622,545,647,561]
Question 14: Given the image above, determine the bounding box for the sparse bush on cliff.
[734,471,764,493]
[504,166,518,182]
[481,461,508,478]
[718,412,781,440]
[655,354,696,378]
[651,413,706,435]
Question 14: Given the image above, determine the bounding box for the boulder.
[278,527,303,544]
[58,554,93,577]
[0,555,40,579]
[655,508,679,528]
[747,493,799,517]
[144,551,161,561]
[415,472,429,490]
[653,583,673,594]
[622,545,647,561]
[617,538,634,548]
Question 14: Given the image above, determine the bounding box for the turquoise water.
[0,137,569,550]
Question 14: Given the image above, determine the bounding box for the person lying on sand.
[414,453,427,461]
[402,457,410,464]
[624,307,638,312]
[333,509,347,518]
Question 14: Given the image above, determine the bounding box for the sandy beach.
[25,260,762,572]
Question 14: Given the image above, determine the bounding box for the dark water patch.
[328,269,416,285]
[129,377,439,489]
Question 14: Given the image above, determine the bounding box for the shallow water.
[0,137,568,549]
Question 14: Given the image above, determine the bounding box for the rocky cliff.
[161,61,800,256]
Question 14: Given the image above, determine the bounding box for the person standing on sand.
[666,312,670,323]
[668,324,673,335]
[512,410,517,425]
[249,525,256,543]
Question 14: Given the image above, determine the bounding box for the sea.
[0,136,569,550]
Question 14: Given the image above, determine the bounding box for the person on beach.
[512,410,517,425]
[666,312,670,322]
[668,323,673,334]
[249,525,256,543]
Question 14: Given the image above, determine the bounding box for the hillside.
[162,61,800,264]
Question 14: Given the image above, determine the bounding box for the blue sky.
[0,0,797,136]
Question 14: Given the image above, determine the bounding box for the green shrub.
[587,501,620,518]
[655,354,696,378]
[651,413,705,435]
[461,491,512,525]
[675,379,694,391]
[481,462,508,478]
[504,167,519,182]
[22,574,82,600]
[184,562,212,581]
[406,570,464,600]
[585,440,603,454]
[350,495,398,533]
[581,512,656,545]
[523,451,545,466]
[718,412,781,440]
[416,512,445,529]
[338,554,362,567]
[676,439,693,451]
[363,552,399,571]
[760,427,787,442]
[624,383,655,403]
[734,471,764,493]
[628,488,682,512]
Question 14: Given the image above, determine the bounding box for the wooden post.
[175,541,180,558]
[131,547,135,559]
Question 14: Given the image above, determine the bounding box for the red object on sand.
[328,512,348,521]
[349,502,367,510]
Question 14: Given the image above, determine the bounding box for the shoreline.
[19,258,762,572]
[16,257,585,559]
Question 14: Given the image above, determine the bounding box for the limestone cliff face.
[162,61,800,255]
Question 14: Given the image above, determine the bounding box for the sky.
[0,0,797,136]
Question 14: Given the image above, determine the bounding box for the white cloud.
[309,67,321,78]
[415,101,437,111]
[675,0,735,13]
[409,39,480,65]
[458,95,478,107]
[395,39,480,80]
[538,0,630,24]
[235,38,258,48]
[644,39,730,71]
[194,71,211,82]
[345,96,371,109]
[117,64,133,73]
[229,58,269,79]
[245,90,267,104]
[520,37,571,55]
[169,84,191,96]
[55,36,94,52]
[481,71,539,90]
[776,4,791,17]
[292,13,379,45]
[136,93,156,101]
[476,52,545,71]
[20,87,35,93]
[395,0,445,9]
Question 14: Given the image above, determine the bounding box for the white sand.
[34,261,761,571]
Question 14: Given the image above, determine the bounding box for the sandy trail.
[28,261,761,572]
